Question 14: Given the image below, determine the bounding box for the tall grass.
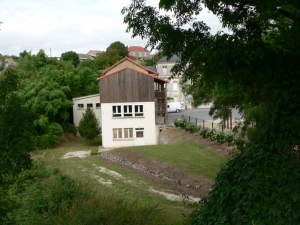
[1,161,184,225]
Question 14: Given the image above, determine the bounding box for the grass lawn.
[117,129,229,180]
[33,129,230,224]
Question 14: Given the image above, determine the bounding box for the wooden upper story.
[98,67,168,103]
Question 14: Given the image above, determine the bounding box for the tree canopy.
[60,51,80,67]
[122,0,300,224]
[106,41,128,58]
[0,69,35,179]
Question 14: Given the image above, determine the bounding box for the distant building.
[87,50,102,58]
[128,46,152,60]
[72,94,101,128]
[77,53,94,61]
[156,55,192,109]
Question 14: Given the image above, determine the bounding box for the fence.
[180,114,240,132]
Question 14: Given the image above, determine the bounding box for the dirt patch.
[103,127,237,198]
[61,150,91,159]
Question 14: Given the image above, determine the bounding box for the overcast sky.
[0,0,223,57]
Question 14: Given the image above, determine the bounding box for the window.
[113,128,122,139]
[124,128,133,138]
[112,105,121,117]
[87,103,93,108]
[96,103,101,108]
[123,105,133,117]
[134,105,144,116]
[112,104,144,118]
[78,104,84,109]
[162,66,167,75]
[135,128,144,138]
[173,81,178,91]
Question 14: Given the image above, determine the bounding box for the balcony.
[154,91,166,99]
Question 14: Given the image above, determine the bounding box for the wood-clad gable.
[99,68,155,103]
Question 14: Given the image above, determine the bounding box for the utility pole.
[50,48,52,57]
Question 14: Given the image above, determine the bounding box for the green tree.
[19,50,31,58]
[60,51,80,67]
[122,0,300,224]
[0,60,5,72]
[94,49,122,70]
[106,41,128,58]
[0,69,35,179]
[78,107,101,145]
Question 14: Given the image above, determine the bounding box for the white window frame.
[124,128,133,139]
[87,103,93,108]
[113,128,122,139]
[96,103,101,108]
[162,66,167,75]
[134,105,144,117]
[112,105,122,117]
[173,81,178,91]
[123,105,133,117]
[135,128,144,138]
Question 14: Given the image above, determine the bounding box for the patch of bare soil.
[102,127,237,199]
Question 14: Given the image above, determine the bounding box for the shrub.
[190,143,300,225]
[90,149,99,155]
[209,129,225,144]
[199,127,210,138]
[234,137,247,151]
[174,117,188,129]
[0,161,175,225]
[174,118,181,127]
[225,133,234,146]
[38,123,64,148]
[78,107,101,145]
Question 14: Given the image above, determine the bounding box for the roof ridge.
[97,67,168,83]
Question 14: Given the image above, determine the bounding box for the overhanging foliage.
[122,0,300,223]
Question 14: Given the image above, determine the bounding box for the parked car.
[167,102,181,113]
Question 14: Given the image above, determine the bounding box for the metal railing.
[180,114,240,132]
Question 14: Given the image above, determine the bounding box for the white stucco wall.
[72,94,101,127]
[101,102,158,148]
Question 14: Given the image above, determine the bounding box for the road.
[167,108,241,125]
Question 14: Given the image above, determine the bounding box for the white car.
[167,102,181,113]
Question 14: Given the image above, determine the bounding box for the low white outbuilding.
[72,94,101,127]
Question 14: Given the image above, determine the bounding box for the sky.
[0,0,223,57]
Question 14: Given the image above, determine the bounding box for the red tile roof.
[97,67,168,83]
[128,46,150,52]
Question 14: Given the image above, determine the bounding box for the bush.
[209,129,225,144]
[199,127,210,138]
[225,133,234,146]
[190,144,300,225]
[174,117,188,129]
[174,118,181,127]
[184,122,199,133]
[38,123,64,148]
[90,149,99,155]
[0,161,176,225]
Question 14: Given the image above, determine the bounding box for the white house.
[72,94,101,127]
[128,46,152,60]
[98,59,168,148]
[156,55,188,107]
